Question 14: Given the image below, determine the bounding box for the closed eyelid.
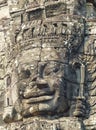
[44,64,60,75]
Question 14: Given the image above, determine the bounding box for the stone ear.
[69,62,86,118]
[71,61,85,97]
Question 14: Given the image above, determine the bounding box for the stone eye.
[53,67,59,73]
[21,69,31,79]
[44,66,59,76]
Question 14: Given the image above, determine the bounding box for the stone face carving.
[4,0,86,123]
[0,0,96,130]
[17,48,70,117]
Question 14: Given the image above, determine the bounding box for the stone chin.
[22,99,69,118]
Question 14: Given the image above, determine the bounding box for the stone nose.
[31,75,48,89]
[31,63,45,81]
[36,78,48,89]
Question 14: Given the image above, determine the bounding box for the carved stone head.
[3,0,87,123]
[15,48,72,118]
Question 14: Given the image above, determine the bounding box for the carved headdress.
[5,0,87,117]
[8,0,85,60]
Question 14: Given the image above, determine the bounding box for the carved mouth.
[23,87,55,99]
[23,86,55,104]
[23,82,55,104]
[23,95,54,104]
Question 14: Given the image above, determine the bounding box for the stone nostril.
[31,77,37,81]
[37,84,48,89]
[36,78,48,89]
[31,74,39,81]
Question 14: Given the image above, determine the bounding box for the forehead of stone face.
[18,48,62,64]
[18,48,41,64]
